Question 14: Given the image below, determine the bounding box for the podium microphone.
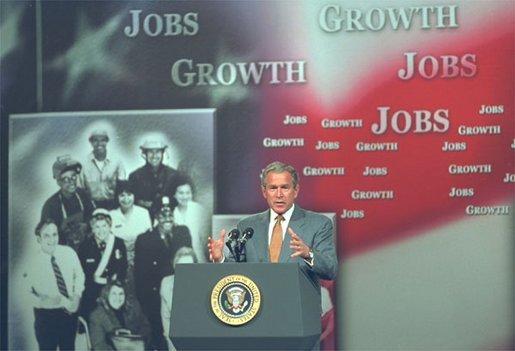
[238,227,254,246]
[226,228,240,261]
[235,227,254,262]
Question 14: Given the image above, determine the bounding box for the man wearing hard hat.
[80,129,126,210]
[128,138,183,218]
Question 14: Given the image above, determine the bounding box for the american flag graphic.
[2,1,513,350]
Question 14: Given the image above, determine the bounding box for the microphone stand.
[225,229,241,262]
[226,240,239,262]
[234,242,246,263]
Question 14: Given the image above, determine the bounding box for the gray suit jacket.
[230,205,338,287]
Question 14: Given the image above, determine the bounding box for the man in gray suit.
[208,161,337,286]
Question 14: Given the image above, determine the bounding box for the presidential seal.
[211,274,261,326]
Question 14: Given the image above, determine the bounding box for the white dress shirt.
[24,245,85,309]
[266,204,295,245]
[160,275,176,351]
[266,204,313,265]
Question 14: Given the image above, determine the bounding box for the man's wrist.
[212,254,225,263]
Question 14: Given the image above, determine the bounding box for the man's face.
[91,218,111,242]
[90,136,108,156]
[38,223,59,255]
[174,184,193,207]
[145,149,164,168]
[57,170,78,195]
[157,210,174,233]
[261,171,299,215]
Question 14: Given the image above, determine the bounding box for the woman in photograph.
[172,176,208,262]
[89,280,150,351]
[110,181,152,265]
[160,247,198,351]
[110,181,152,297]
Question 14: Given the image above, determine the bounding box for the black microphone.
[225,228,240,261]
[238,227,254,246]
[235,227,254,263]
[227,228,240,241]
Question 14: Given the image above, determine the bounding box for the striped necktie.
[269,215,284,263]
[51,256,69,298]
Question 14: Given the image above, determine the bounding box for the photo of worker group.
[9,109,214,350]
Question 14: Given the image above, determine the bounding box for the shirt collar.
[37,246,58,258]
[270,204,295,223]
[95,234,112,247]
[89,152,110,163]
[145,163,163,173]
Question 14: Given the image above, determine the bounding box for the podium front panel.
[170,263,321,350]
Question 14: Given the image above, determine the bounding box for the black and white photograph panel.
[9,109,214,351]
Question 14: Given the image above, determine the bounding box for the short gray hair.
[260,161,299,188]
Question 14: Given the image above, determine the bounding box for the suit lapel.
[250,210,270,262]
[279,205,305,263]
